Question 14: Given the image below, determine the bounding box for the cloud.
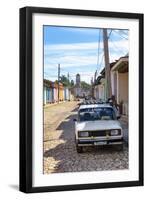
[44,40,128,52]
[45,55,98,68]
[44,39,129,83]
[44,42,99,51]
[61,27,100,36]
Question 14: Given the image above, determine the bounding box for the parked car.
[74,104,123,153]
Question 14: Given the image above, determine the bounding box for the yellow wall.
[59,88,64,101]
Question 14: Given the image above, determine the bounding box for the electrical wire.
[109,35,127,56]
[113,30,128,40]
[97,29,101,66]
[108,29,112,39]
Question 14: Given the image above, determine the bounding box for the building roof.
[95,55,129,85]
[111,56,128,73]
[94,75,104,85]
[100,61,117,76]
[44,79,53,87]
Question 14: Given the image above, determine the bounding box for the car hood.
[76,120,121,132]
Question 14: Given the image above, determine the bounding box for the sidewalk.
[44,100,73,109]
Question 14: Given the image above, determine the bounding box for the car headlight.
[111,130,119,136]
[78,131,89,137]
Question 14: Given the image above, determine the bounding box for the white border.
[32,13,139,187]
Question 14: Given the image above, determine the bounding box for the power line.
[119,30,128,36]
[95,54,104,76]
[109,36,127,56]
[100,54,104,66]
[96,29,112,75]
[97,29,101,66]
[108,29,112,39]
[113,30,128,40]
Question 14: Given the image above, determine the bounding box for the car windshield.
[78,107,116,122]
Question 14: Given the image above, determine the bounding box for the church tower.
[76,73,81,87]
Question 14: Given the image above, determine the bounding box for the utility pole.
[67,72,69,83]
[58,64,60,103]
[67,72,70,100]
[94,70,97,83]
[103,28,112,100]
[91,77,94,98]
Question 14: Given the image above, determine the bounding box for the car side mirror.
[73,118,77,122]
[117,116,121,120]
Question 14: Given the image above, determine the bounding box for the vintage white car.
[74,104,123,153]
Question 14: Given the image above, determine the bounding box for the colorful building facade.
[44,79,72,105]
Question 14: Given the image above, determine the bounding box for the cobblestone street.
[43,101,128,174]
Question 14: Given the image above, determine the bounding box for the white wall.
[44,86,47,104]
[99,84,105,100]
[94,85,99,99]
[111,71,117,97]
[0,0,146,200]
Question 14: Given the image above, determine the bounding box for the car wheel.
[76,146,83,153]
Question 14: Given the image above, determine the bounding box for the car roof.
[79,104,112,110]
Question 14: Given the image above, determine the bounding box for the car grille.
[89,130,111,137]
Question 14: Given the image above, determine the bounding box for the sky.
[44,26,129,84]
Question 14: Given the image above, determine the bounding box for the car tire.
[76,146,83,153]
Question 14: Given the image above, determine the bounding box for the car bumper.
[77,138,124,146]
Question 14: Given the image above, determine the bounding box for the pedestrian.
[111,95,120,118]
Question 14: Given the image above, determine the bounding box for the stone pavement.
[43,101,128,174]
